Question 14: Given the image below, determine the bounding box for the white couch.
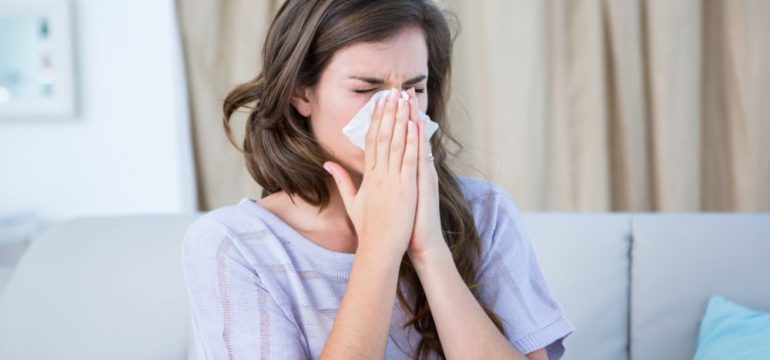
[0,212,768,359]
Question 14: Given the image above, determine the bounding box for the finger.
[409,92,421,125]
[377,89,399,172]
[323,161,356,210]
[418,117,431,166]
[365,95,386,171]
[389,96,409,173]
[409,95,431,168]
[402,120,418,179]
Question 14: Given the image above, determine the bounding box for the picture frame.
[0,0,76,119]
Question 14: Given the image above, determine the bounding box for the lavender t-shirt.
[182,175,574,359]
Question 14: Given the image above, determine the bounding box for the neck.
[319,171,361,229]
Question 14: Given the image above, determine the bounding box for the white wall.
[0,0,197,226]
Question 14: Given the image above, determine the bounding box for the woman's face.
[291,26,429,180]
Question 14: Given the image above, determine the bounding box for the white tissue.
[342,89,439,150]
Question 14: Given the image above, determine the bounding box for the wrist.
[356,241,407,265]
[408,241,452,270]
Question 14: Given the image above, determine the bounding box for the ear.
[290,85,313,117]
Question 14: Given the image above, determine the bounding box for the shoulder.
[454,175,523,228]
[184,201,251,242]
[454,175,530,269]
[181,198,278,264]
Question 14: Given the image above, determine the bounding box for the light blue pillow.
[693,295,770,360]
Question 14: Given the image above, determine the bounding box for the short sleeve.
[182,218,310,359]
[473,189,575,359]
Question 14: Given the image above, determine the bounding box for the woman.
[182,0,574,359]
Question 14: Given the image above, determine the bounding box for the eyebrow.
[349,74,427,85]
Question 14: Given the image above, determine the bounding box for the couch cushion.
[0,214,201,360]
[630,214,770,360]
[693,295,770,359]
[523,214,631,360]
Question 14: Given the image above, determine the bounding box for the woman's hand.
[323,88,419,260]
[404,88,448,264]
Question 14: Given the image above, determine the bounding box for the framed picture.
[0,0,76,118]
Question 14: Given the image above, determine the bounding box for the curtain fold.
[177,0,769,212]
[176,0,286,210]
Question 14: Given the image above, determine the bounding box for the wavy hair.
[222,0,504,358]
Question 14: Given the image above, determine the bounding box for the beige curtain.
[177,0,770,212]
[176,0,286,210]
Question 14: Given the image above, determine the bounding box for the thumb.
[323,161,356,208]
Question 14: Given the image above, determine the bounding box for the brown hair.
[222,0,505,358]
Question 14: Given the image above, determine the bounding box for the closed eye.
[353,88,425,94]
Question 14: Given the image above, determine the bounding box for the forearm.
[319,247,401,359]
[412,244,527,360]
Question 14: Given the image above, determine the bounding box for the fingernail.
[377,96,386,107]
[323,164,334,175]
[397,98,404,111]
[408,121,415,133]
[390,88,399,100]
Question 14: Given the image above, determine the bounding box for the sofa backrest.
[0,214,199,360]
[630,214,770,360]
[524,213,631,360]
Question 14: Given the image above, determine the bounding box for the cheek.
[326,96,365,129]
[312,96,365,150]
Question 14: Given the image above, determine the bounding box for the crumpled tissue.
[342,89,439,150]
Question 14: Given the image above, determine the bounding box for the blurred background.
[178,0,770,214]
[0,1,768,358]
[2,0,769,222]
